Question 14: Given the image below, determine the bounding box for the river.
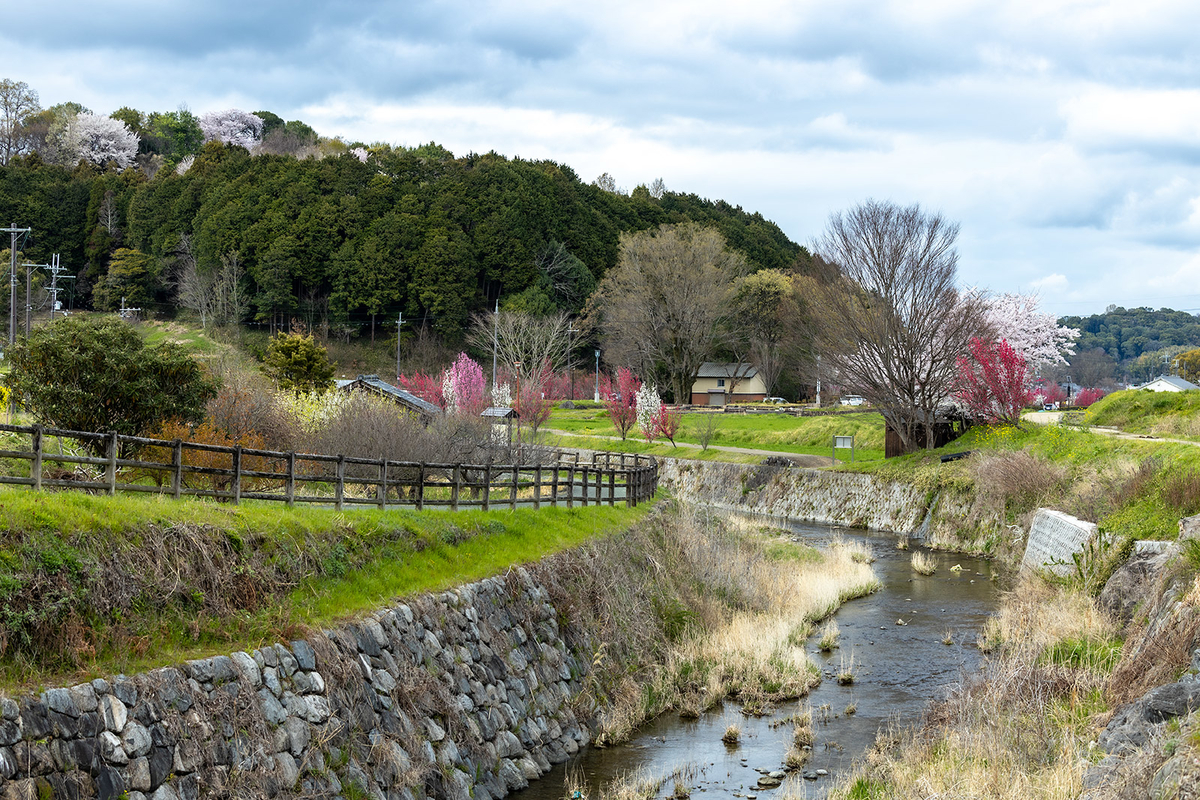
[513,520,1002,799]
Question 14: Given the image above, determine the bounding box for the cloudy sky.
[5,0,1200,317]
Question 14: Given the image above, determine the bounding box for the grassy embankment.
[1085,387,1200,441]
[540,404,886,462]
[0,487,649,691]
[802,414,1200,799]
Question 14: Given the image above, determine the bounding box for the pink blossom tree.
[955,337,1034,424]
[1074,387,1107,407]
[603,368,641,439]
[441,352,486,416]
[514,376,554,433]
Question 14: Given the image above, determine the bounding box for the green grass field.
[1084,388,1200,441]
[544,405,886,461]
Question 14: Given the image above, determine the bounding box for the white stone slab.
[1022,508,1098,575]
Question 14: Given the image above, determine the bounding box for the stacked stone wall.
[0,568,589,800]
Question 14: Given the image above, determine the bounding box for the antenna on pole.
[119,296,141,320]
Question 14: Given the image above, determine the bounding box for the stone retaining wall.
[0,568,589,800]
[658,459,931,533]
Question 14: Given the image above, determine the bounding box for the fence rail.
[0,424,658,511]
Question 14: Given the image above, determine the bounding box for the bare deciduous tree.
[468,309,574,389]
[592,222,748,403]
[812,200,986,453]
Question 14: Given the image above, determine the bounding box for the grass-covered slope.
[0,488,650,690]
[1086,388,1200,440]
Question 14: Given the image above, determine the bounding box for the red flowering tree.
[398,371,446,408]
[955,337,1033,424]
[514,376,554,433]
[1074,387,1107,407]
[442,353,487,416]
[603,367,641,439]
[651,404,683,446]
[1040,382,1067,406]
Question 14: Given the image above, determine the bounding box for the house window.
[717,379,725,387]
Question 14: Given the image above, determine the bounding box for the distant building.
[690,362,767,405]
[1134,375,1199,393]
[336,374,443,421]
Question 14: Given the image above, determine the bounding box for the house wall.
[689,374,767,405]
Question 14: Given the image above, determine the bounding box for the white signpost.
[833,435,855,463]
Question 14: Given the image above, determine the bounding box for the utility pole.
[20,260,49,336]
[395,311,403,384]
[2,224,32,346]
[567,324,577,401]
[491,297,499,399]
[44,255,73,322]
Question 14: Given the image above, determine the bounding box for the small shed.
[336,374,442,422]
[1134,375,1199,393]
[481,406,517,445]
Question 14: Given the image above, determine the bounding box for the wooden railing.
[0,424,658,511]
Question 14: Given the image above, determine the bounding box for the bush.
[3,315,218,453]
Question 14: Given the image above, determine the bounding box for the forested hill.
[1060,306,1200,362]
[0,143,806,340]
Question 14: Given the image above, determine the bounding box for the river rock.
[757,776,782,788]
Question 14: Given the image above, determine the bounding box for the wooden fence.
[0,423,658,511]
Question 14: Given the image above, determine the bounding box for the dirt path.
[541,427,836,467]
[1021,411,1200,448]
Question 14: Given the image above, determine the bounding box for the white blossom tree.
[68,113,139,168]
[199,109,263,149]
[985,293,1079,369]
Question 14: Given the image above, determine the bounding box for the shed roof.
[481,406,517,419]
[1137,375,1199,391]
[338,374,443,417]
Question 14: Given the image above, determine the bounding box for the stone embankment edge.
[657,458,932,534]
[1,567,591,800]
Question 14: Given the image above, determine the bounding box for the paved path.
[541,428,836,467]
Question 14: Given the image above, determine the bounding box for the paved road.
[541,428,837,467]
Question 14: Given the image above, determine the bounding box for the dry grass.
[911,551,937,575]
[825,572,1118,799]
[589,509,880,745]
[722,724,740,745]
[971,449,1069,520]
[818,620,840,652]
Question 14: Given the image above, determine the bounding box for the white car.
[840,395,866,406]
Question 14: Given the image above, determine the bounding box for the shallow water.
[513,522,1001,800]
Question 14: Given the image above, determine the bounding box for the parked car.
[840,395,866,406]
[766,396,788,404]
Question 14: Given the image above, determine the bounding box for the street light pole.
[594,350,600,402]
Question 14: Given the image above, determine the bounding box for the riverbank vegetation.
[0,488,648,690]
[526,508,879,747]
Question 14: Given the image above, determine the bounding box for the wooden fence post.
[378,460,387,510]
[550,466,558,507]
[172,439,183,500]
[566,466,575,508]
[580,467,589,506]
[510,464,518,510]
[533,466,541,510]
[483,463,492,511]
[451,465,461,511]
[335,455,345,511]
[106,431,118,496]
[231,445,242,505]
[608,469,615,507]
[286,452,296,507]
[417,463,425,511]
[31,425,42,491]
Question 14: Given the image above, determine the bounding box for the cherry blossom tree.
[399,371,446,408]
[441,352,486,416]
[199,109,264,149]
[986,293,1079,369]
[603,368,641,440]
[68,113,138,168]
[636,383,662,442]
[955,337,1033,424]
